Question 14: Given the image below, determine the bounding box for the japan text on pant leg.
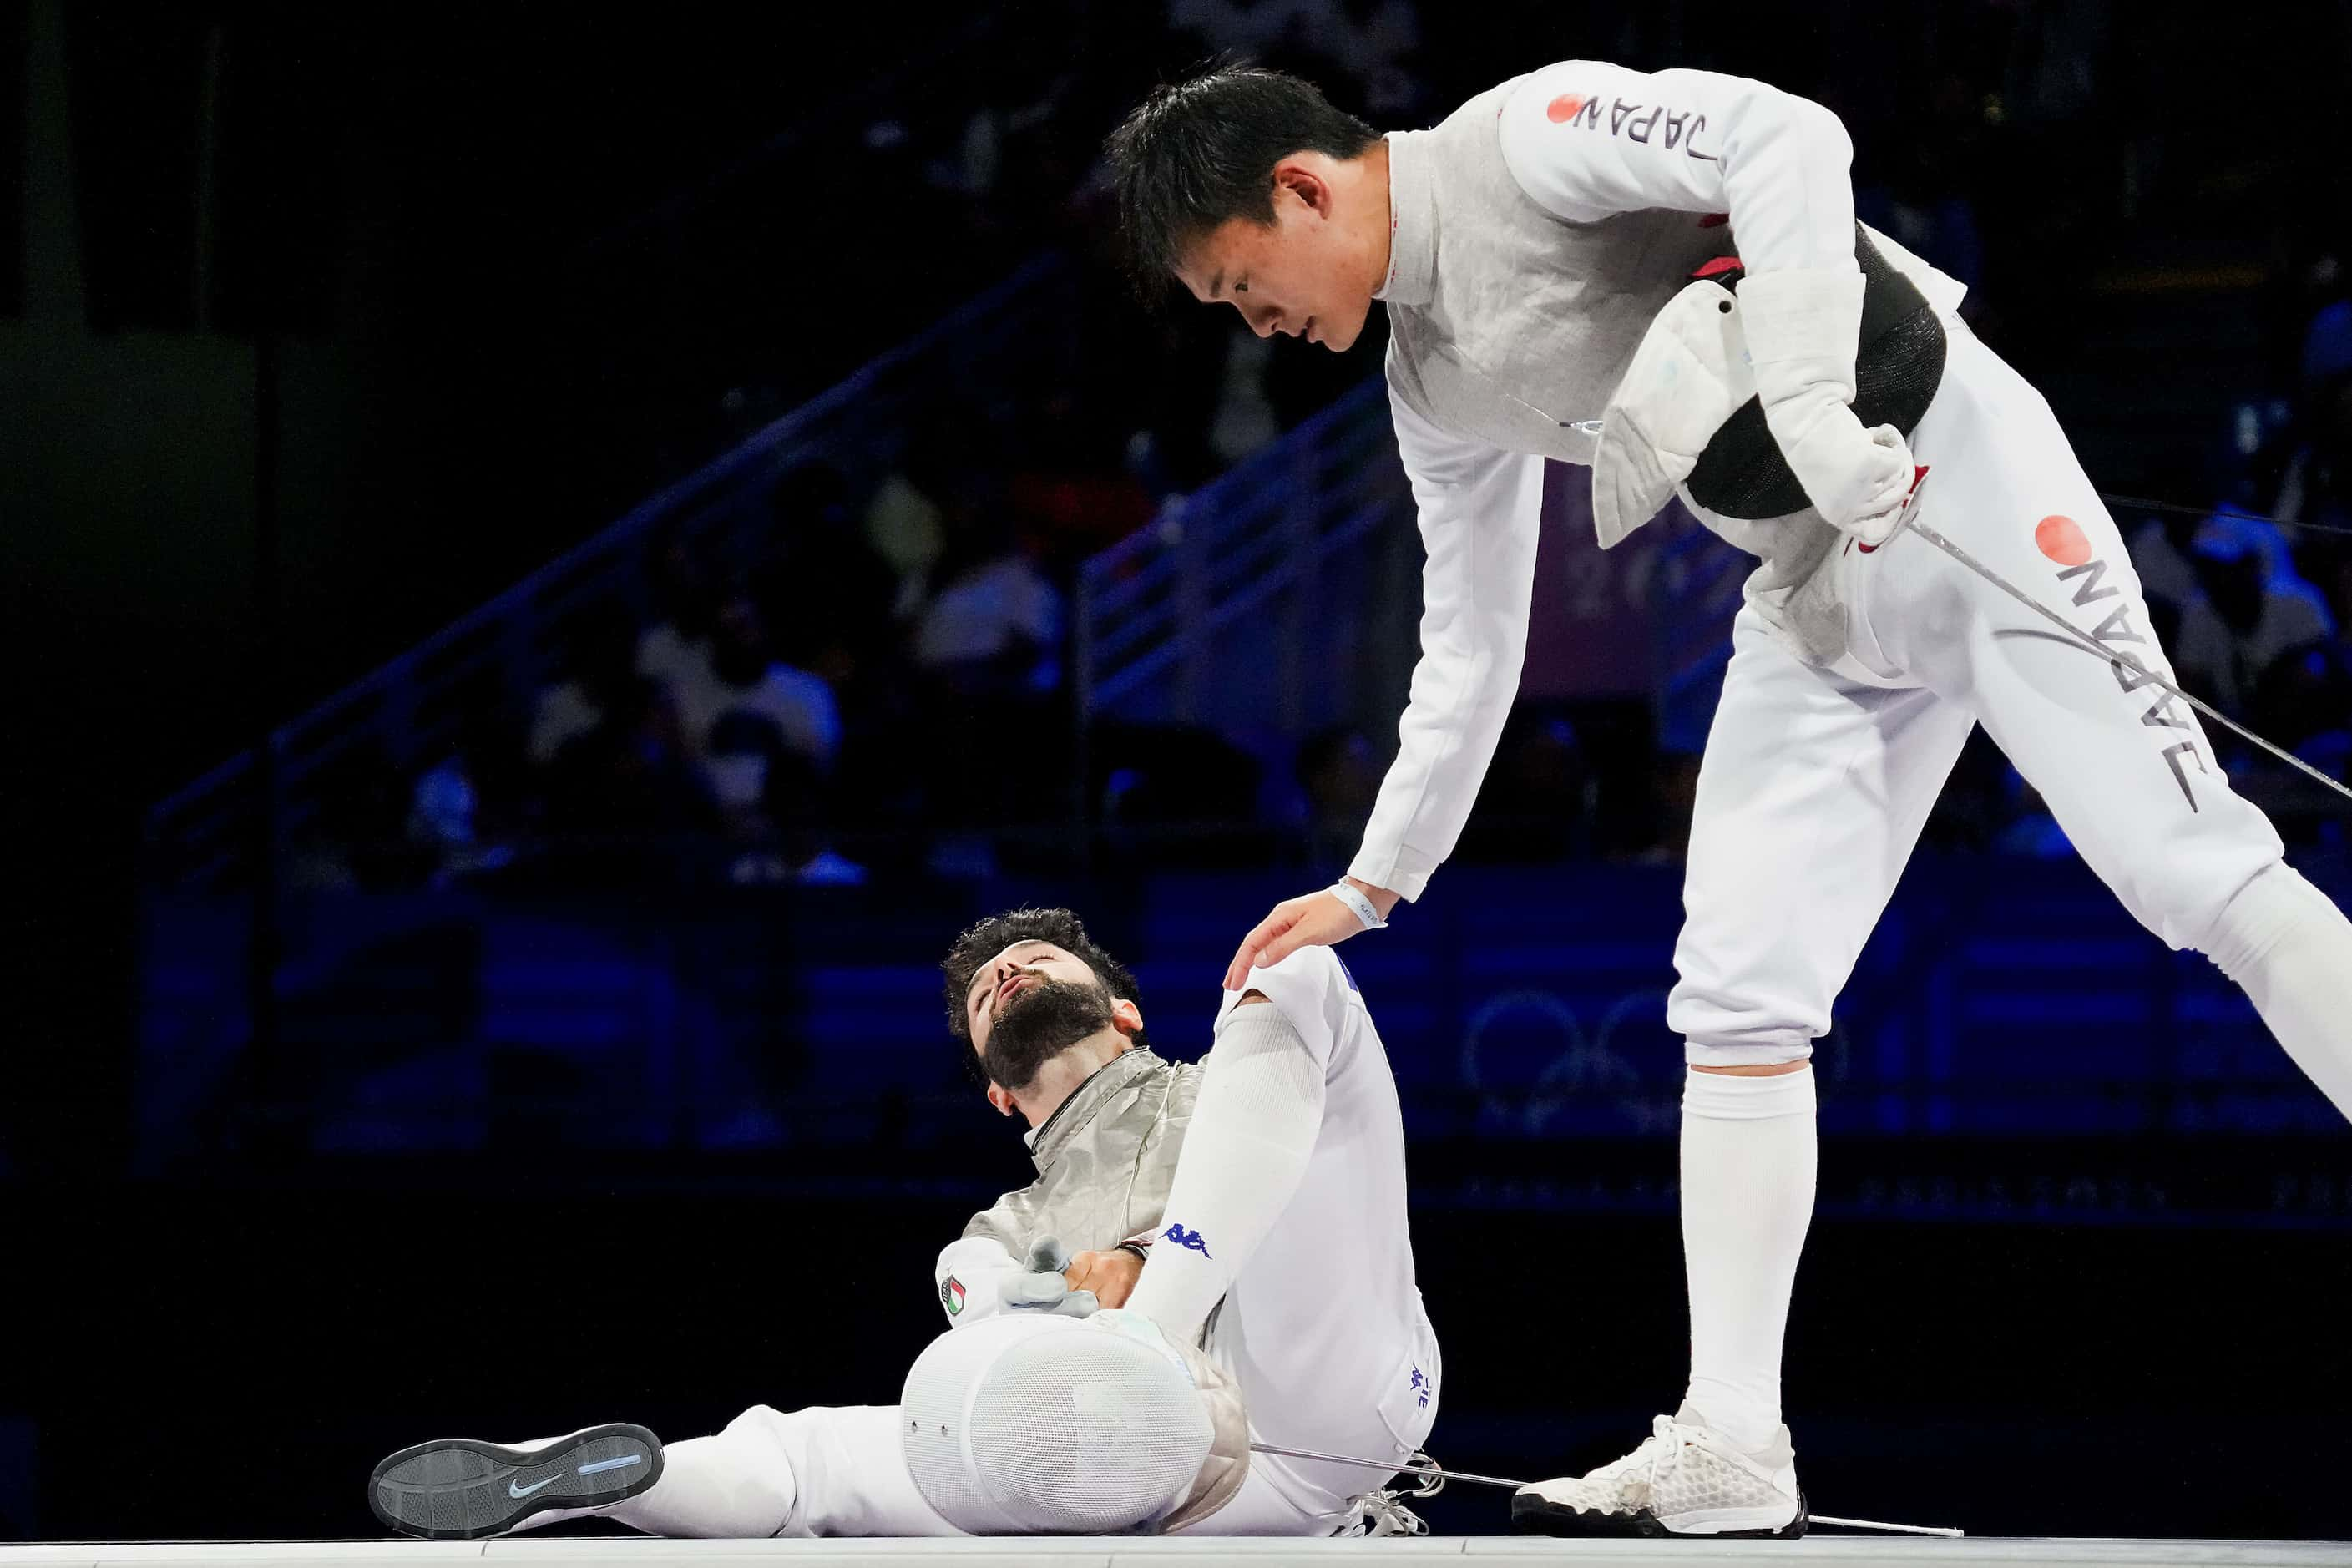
[1848,328,2352,1119]
[1854,326,2284,951]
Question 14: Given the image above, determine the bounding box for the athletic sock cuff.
[1682,1065,1817,1122]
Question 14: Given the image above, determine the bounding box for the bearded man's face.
[962,941,1123,1092]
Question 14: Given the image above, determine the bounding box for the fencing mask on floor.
[900,1308,1248,1535]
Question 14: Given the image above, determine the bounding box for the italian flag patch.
[942,1276,966,1315]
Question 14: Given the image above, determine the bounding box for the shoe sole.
[370,1423,663,1540]
[1511,1490,1808,1540]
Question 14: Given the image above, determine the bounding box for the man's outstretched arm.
[1224,396,1543,986]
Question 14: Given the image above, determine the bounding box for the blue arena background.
[139,856,2350,1217]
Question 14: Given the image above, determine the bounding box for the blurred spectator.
[1004,385,1157,558]
[863,463,951,622]
[675,594,842,770]
[637,525,724,695]
[705,711,797,846]
[727,743,868,888]
[2175,528,2334,716]
[407,680,531,888]
[540,677,720,882]
[531,600,646,766]
[2209,507,2328,600]
[407,746,518,888]
[2249,637,2352,773]
[913,510,1064,700]
[2135,505,2331,630]
[2273,375,2352,626]
[284,742,415,893]
[2126,508,2203,620]
[1210,329,1283,467]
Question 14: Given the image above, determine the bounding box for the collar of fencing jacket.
[1027,1047,1168,1173]
[1373,129,1435,308]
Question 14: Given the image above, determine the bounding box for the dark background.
[11,0,2352,1544]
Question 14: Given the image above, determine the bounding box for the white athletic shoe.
[1512,1404,1807,1538]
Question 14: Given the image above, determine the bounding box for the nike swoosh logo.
[508,1475,561,1499]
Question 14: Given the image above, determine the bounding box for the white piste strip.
[1,1538,2349,1568]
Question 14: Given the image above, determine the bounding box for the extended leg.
[505,1405,955,1540]
[1866,326,2349,1122]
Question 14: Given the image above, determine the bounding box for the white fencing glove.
[1741,266,1917,546]
[998,1235,1100,1318]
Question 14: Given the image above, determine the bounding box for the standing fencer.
[370,906,1440,1540]
[1106,58,2352,1538]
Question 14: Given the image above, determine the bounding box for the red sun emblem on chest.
[1546,94,1587,124]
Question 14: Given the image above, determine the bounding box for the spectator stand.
[1074,378,1756,862]
[1075,377,1421,861]
[144,254,1075,891]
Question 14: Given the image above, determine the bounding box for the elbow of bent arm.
[1784,90,1853,168]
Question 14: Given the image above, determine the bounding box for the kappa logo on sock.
[1162,1222,1212,1257]
[941,1276,966,1315]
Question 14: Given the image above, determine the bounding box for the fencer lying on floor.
[369,906,1441,1540]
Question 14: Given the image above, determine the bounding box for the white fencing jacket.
[1353,61,1966,902]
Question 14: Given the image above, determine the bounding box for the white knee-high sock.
[1679,1065,1817,1454]
[2205,862,2352,1120]
[1123,1004,1324,1345]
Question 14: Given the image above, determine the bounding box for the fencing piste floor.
[3,1540,2350,1566]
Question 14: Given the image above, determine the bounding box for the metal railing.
[146,252,1073,889]
[1075,377,1417,737]
[1078,377,1749,755]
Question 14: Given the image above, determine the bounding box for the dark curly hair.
[1103,58,1380,304]
[940,908,1149,1081]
